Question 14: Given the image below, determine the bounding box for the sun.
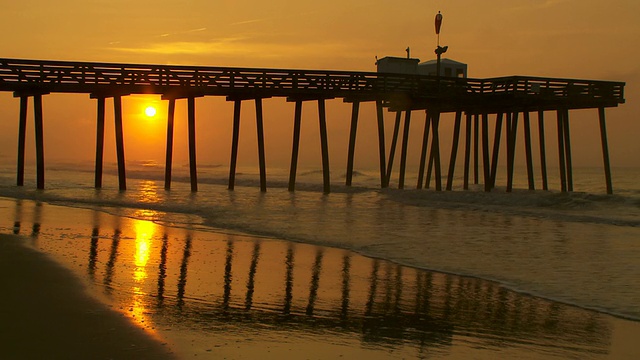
[144,106,157,118]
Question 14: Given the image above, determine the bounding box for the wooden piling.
[386,111,402,186]
[229,99,241,190]
[187,97,198,192]
[318,99,331,194]
[506,112,519,192]
[489,113,503,189]
[288,100,302,191]
[473,114,479,184]
[34,94,44,190]
[537,110,549,190]
[446,111,462,191]
[425,141,434,189]
[113,96,126,191]
[345,101,360,186]
[463,113,472,190]
[481,114,491,192]
[255,98,267,192]
[17,96,28,186]
[523,111,535,190]
[431,111,442,191]
[562,109,573,192]
[598,107,613,194]
[95,97,106,189]
[376,100,387,188]
[416,111,431,189]
[164,99,176,190]
[556,110,567,192]
[398,110,411,189]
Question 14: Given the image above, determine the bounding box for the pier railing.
[0,58,625,106]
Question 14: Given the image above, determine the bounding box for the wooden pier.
[0,58,625,193]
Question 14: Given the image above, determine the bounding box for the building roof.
[419,58,467,66]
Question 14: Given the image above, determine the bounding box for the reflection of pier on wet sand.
[4,198,629,359]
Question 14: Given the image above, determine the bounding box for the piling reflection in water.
[6,199,614,357]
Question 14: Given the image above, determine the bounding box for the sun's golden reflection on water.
[137,180,160,204]
[129,217,158,333]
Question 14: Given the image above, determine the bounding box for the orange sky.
[0,0,638,172]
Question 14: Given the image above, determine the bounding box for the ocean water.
[1,160,638,327]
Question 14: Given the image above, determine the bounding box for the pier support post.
[523,112,535,190]
[463,113,472,190]
[562,109,573,192]
[376,100,387,188]
[481,114,491,192]
[506,112,519,192]
[345,101,360,186]
[556,110,567,192]
[537,110,549,190]
[417,111,431,189]
[430,111,442,191]
[398,110,411,189]
[489,113,503,189]
[95,97,106,189]
[598,107,613,194]
[229,100,241,190]
[446,111,462,191]
[473,114,479,184]
[255,98,267,192]
[288,100,302,191]
[17,96,28,186]
[113,96,126,191]
[187,97,198,192]
[164,99,175,190]
[34,94,45,190]
[318,99,330,194]
[386,111,402,186]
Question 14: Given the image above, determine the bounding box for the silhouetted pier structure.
[0,58,625,193]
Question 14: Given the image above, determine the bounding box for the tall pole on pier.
[434,11,448,83]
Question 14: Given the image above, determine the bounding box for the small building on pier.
[376,55,468,78]
[418,58,467,78]
[376,56,420,74]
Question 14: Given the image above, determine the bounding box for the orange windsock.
[435,12,443,34]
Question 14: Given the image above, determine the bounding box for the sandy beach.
[1,197,640,359]
[0,234,176,360]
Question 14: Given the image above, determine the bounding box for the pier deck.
[0,58,626,193]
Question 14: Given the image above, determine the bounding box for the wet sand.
[2,197,640,359]
[0,234,176,360]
